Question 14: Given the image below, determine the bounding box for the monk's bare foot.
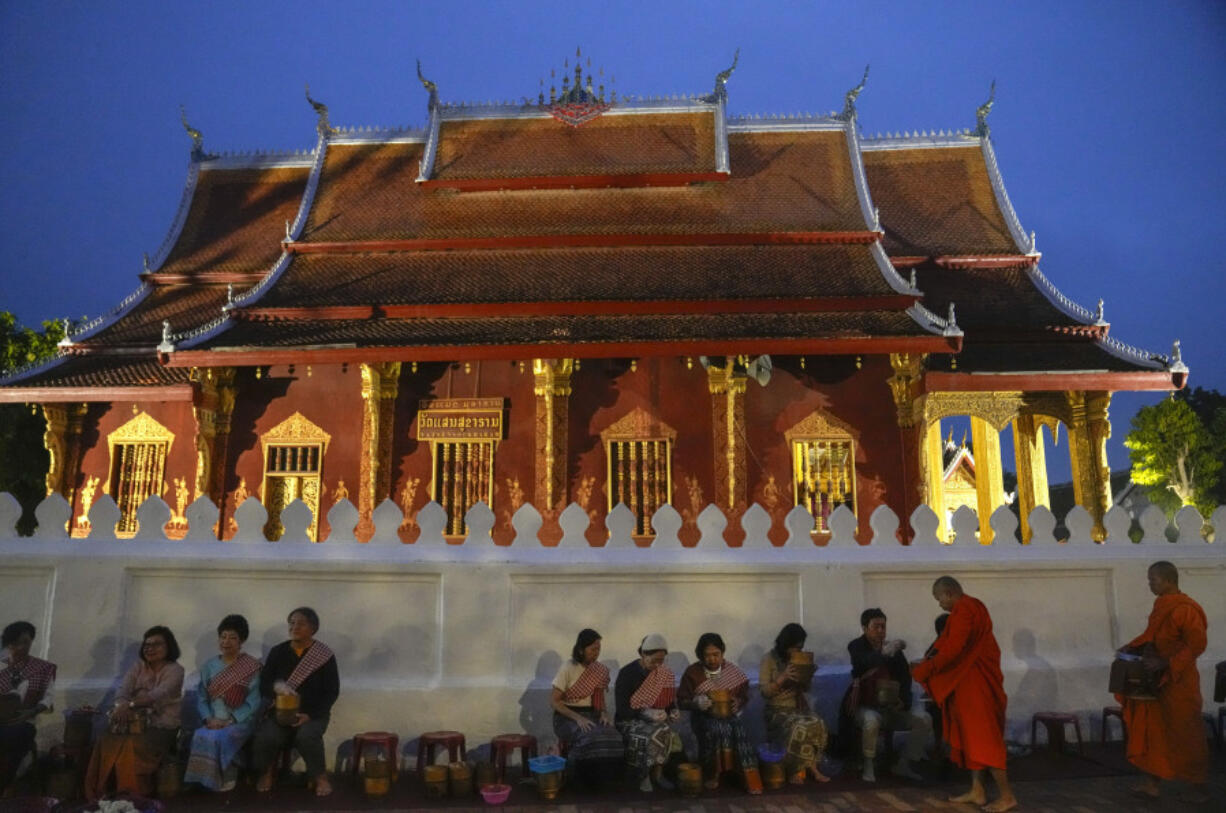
[314,774,333,797]
[982,799,1018,812]
[255,772,274,793]
[809,767,831,783]
[950,789,987,805]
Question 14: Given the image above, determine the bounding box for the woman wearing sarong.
[678,633,763,793]
[615,633,681,792]
[183,614,262,791]
[759,622,830,784]
[0,621,57,795]
[251,607,339,797]
[85,625,185,801]
[550,628,624,788]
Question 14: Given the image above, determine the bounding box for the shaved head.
[933,576,963,595]
[1148,561,1179,585]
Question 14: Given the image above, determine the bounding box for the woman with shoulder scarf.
[759,622,830,784]
[183,614,263,792]
[550,628,624,788]
[0,621,57,795]
[85,625,185,801]
[615,633,681,792]
[678,632,762,793]
[251,607,339,797]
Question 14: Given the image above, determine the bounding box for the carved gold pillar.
[192,367,237,534]
[708,360,748,511]
[533,358,574,511]
[41,405,68,497]
[888,353,927,533]
[1067,390,1112,539]
[1012,414,1050,543]
[970,415,1004,544]
[359,362,402,535]
[922,418,947,541]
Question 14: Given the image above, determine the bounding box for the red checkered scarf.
[562,661,609,711]
[693,661,748,696]
[206,653,262,709]
[630,664,677,710]
[286,641,334,692]
[0,656,56,706]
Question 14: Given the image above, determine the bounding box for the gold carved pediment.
[600,407,676,442]
[260,412,332,451]
[784,409,855,443]
[108,411,175,445]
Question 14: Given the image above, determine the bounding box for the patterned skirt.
[553,708,624,765]
[692,712,758,775]
[183,718,255,790]
[617,718,680,778]
[765,708,828,772]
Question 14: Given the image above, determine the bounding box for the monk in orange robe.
[1118,560,1208,802]
[913,576,1016,812]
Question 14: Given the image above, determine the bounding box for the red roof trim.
[419,171,730,192]
[924,370,1181,393]
[889,255,1039,270]
[0,385,194,404]
[166,335,960,367]
[236,296,918,322]
[141,271,267,285]
[285,231,884,255]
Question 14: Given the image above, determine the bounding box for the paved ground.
[5,741,1222,812]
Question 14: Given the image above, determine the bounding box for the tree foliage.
[1125,391,1223,516]
[0,312,67,533]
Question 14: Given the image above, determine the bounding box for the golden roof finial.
[179,105,207,161]
[960,430,968,449]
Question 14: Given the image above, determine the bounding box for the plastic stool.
[351,731,399,782]
[1101,705,1125,743]
[1031,712,1083,754]
[415,731,466,775]
[489,733,538,782]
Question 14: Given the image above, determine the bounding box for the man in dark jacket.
[845,608,931,781]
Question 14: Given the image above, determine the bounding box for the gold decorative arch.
[599,406,677,443]
[259,412,330,540]
[600,407,676,531]
[106,411,175,534]
[784,409,857,532]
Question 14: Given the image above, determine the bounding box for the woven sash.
[693,662,748,696]
[562,661,609,710]
[0,656,56,706]
[630,665,677,710]
[206,653,261,709]
[285,641,334,691]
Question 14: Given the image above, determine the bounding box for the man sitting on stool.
[846,608,931,781]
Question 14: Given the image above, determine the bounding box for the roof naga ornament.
[1167,340,1188,373]
[943,302,962,337]
[545,48,610,127]
[416,59,439,108]
[179,106,211,162]
[838,64,870,121]
[975,80,996,137]
[304,84,335,137]
[706,48,740,102]
[158,320,175,354]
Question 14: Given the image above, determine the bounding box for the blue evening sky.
[1,1,1223,479]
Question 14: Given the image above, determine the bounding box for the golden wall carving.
[600,406,678,442]
[259,412,330,540]
[533,359,574,511]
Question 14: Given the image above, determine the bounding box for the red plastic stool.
[1031,712,1084,754]
[415,730,466,775]
[351,731,400,782]
[1101,706,1125,744]
[489,733,538,782]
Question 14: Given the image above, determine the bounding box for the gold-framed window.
[600,407,676,536]
[259,412,330,541]
[785,410,857,533]
[106,412,174,535]
[431,440,495,535]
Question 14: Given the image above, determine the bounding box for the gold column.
[1067,390,1112,540]
[708,359,748,511]
[923,419,947,541]
[533,358,574,512]
[888,353,927,535]
[1012,414,1050,543]
[193,367,236,536]
[359,362,402,536]
[970,415,1004,544]
[41,405,68,498]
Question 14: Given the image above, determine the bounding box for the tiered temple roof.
[0,63,1185,401]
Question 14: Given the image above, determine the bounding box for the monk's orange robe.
[1117,591,1208,783]
[913,594,1007,770]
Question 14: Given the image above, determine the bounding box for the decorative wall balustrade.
[1,490,1221,563]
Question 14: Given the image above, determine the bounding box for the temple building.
[0,56,1188,545]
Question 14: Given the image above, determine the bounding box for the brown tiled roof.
[83,285,230,346]
[208,311,927,349]
[257,245,895,308]
[929,340,1161,374]
[863,145,1019,256]
[157,166,309,276]
[913,265,1080,330]
[432,111,716,180]
[3,355,190,388]
[303,130,863,242]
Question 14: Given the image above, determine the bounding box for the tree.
[1124,394,1222,516]
[1175,386,1226,507]
[0,312,67,534]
